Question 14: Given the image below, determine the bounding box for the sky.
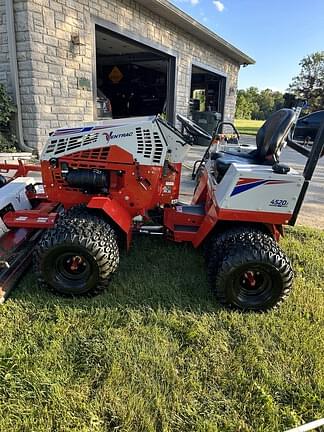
[170,0,324,91]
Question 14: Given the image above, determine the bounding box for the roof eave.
[135,0,255,66]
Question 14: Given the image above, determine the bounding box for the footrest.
[163,204,205,243]
[4,210,58,229]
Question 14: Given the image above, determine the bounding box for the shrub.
[0,84,17,151]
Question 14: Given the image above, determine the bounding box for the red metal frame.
[190,170,286,246]
[0,133,294,309]
[1,152,285,249]
[0,142,288,303]
[0,228,43,303]
[3,202,58,229]
[0,160,41,178]
[0,160,56,301]
[0,227,31,257]
[41,146,182,215]
[164,169,285,246]
[87,196,133,248]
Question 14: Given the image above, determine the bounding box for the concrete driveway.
[180,140,324,230]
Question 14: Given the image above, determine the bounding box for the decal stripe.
[231,179,268,196]
[53,128,84,136]
[231,178,293,196]
[266,180,292,185]
[236,177,263,185]
[52,124,125,136]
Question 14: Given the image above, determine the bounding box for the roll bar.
[287,121,324,225]
[191,120,239,180]
[215,121,240,140]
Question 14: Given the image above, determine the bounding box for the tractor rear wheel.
[207,229,293,311]
[35,214,119,296]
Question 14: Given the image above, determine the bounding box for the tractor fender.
[87,197,132,248]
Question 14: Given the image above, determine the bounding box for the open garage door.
[191,65,226,115]
[190,65,226,139]
[95,26,176,122]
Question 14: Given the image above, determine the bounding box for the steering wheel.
[177,114,212,141]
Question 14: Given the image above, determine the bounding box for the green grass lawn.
[235,119,265,136]
[0,226,323,432]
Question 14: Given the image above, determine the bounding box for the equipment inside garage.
[190,65,226,143]
[95,25,175,121]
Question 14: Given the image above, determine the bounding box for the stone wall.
[0,0,44,147]
[0,1,30,93]
[9,0,240,150]
[0,0,10,90]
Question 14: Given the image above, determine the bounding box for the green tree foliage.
[256,89,284,120]
[0,84,17,151]
[288,51,324,112]
[0,83,15,126]
[235,90,254,119]
[235,87,284,120]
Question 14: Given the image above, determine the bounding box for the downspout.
[5,0,34,152]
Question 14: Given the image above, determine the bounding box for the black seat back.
[0,175,7,188]
[256,109,296,162]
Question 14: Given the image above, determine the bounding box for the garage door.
[95,25,176,123]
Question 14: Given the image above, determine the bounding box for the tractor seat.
[214,153,272,177]
[212,109,296,179]
[0,175,7,188]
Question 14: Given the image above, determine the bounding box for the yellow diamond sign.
[109,66,123,84]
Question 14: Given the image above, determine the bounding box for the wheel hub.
[68,255,84,272]
[244,270,257,288]
[239,268,267,292]
[60,253,88,277]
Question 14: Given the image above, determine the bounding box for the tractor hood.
[41,116,191,166]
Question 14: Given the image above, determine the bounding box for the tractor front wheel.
[35,215,119,296]
[208,230,293,311]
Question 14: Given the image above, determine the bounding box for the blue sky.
[170,0,324,91]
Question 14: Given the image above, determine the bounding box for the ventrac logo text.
[103,131,133,143]
[269,199,288,208]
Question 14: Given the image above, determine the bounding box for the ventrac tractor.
[0,109,323,310]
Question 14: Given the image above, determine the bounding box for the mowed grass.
[235,119,265,136]
[0,226,323,432]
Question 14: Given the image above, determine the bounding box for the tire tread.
[207,227,293,311]
[34,207,119,296]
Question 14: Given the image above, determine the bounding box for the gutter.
[5,0,34,152]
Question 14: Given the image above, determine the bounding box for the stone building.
[0,0,254,151]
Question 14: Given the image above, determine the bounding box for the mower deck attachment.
[0,228,42,303]
[0,178,59,302]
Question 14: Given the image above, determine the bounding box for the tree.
[255,89,285,120]
[282,92,297,109]
[235,87,284,120]
[235,90,253,119]
[273,91,285,112]
[235,87,260,119]
[288,51,324,112]
[245,87,260,119]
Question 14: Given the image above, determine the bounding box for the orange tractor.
[0,110,323,310]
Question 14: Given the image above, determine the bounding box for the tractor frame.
[0,112,323,309]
